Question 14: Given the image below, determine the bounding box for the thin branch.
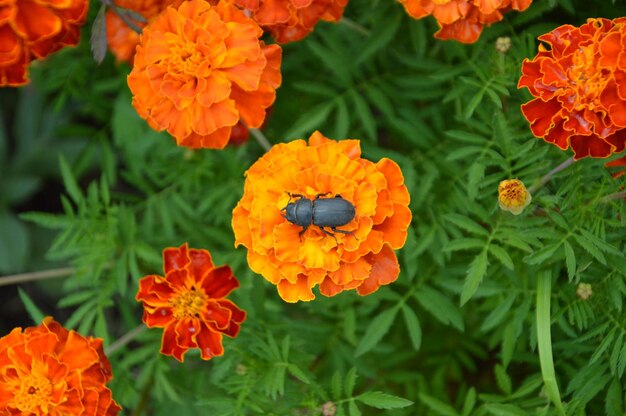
[0,267,73,287]
[105,325,147,356]
[339,17,370,36]
[600,190,626,203]
[528,156,576,194]
[248,127,272,152]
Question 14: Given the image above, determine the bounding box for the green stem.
[528,157,575,194]
[248,127,272,152]
[536,271,566,415]
[104,324,147,356]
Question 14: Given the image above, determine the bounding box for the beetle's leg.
[319,226,339,246]
[331,227,358,241]
[298,226,308,241]
[315,192,330,199]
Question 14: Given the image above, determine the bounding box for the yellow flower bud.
[498,179,532,215]
[576,283,592,300]
[495,36,512,53]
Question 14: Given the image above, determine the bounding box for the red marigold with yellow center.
[232,131,412,303]
[0,0,88,86]
[519,18,626,159]
[106,0,183,64]
[127,0,282,149]
[233,0,348,43]
[0,317,121,415]
[398,0,531,44]
[136,243,246,362]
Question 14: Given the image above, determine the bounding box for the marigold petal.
[356,245,400,296]
[201,265,239,298]
[277,275,315,303]
[161,324,188,362]
[196,326,224,359]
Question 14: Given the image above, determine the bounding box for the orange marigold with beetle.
[398,0,531,44]
[232,131,412,303]
[136,243,246,362]
[0,0,88,86]
[519,18,626,159]
[127,0,282,149]
[0,317,121,415]
[233,0,349,43]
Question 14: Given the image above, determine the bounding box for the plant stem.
[105,324,147,356]
[249,127,272,152]
[536,271,566,415]
[0,267,73,287]
[339,17,370,36]
[528,156,576,194]
[600,190,626,203]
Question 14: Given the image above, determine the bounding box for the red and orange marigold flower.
[0,0,88,86]
[234,0,348,43]
[398,0,531,44]
[232,131,412,303]
[136,243,246,362]
[0,317,121,415]
[519,18,626,159]
[127,0,282,149]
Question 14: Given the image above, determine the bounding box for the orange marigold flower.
[0,317,121,415]
[232,131,412,303]
[127,0,282,149]
[605,154,626,179]
[105,0,183,64]
[519,18,626,159]
[0,0,88,86]
[233,0,349,43]
[398,0,531,44]
[498,179,531,215]
[136,243,246,362]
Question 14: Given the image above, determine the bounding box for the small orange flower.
[232,131,412,302]
[498,179,531,215]
[136,243,246,362]
[127,0,282,149]
[0,0,88,86]
[105,0,183,64]
[605,155,626,179]
[234,0,349,43]
[0,317,121,415]
[519,18,626,159]
[398,0,531,44]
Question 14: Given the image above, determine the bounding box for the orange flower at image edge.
[232,131,412,303]
[234,0,349,43]
[519,18,626,159]
[136,244,246,362]
[0,0,89,86]
[127,0,282,149]
[398,0,531,43]
[0,317,121,415]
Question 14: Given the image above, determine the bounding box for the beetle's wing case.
[312,198,356,227]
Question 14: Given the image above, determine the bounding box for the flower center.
[13,373,53,413]
[169,287,208,319]
[568,45,609,111]
[169,42,205,75]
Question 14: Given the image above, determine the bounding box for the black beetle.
[281,193,356,242]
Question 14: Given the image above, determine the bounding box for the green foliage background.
[1,0,626,414]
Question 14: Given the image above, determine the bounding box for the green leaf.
[287,364,310,384]
[58,155,82,203]
[356,391,413,409]
[488,244,514,270]
[573,233,606,265]
[350,90,376,142]
[331,371,342,400]
[563,240,576,281]
[284,101,334,139]
[443,238,485,252]
[495,364,512,395]
[355,308,398,356]
[418,392,459,416]
[444,214,489,236]
[480,293,517,332]
[605,378,623,416]
[483,404,528,416]
[18,288,45,324]
[348,399,361,416]
[356,12,401,64]
[0,211,29,273]
[401,305,422,350]
[415,287,464,331]
[345,367,358,397]
[461,388,476,416]
[461,250,489,305]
